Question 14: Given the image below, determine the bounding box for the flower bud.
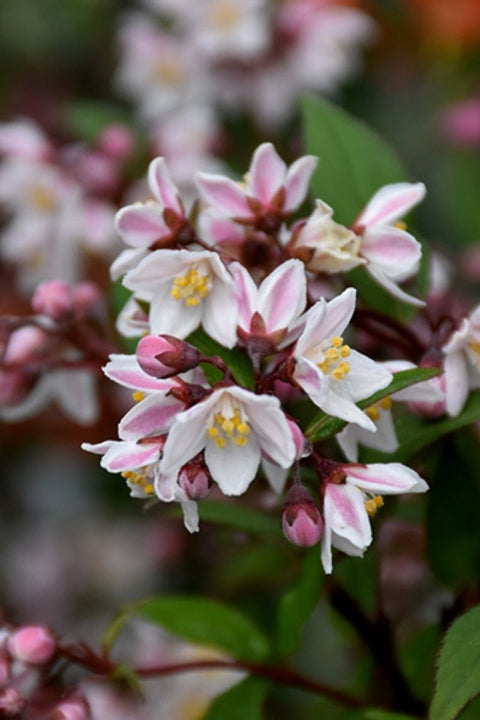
[0,369,31,406]
[136,334,200,379]
[0,687,24,715]
[32,281,74,322]
[3,326,51,365]
[8,625,56,665]
[50,695,90,720]
[178,454,211,500]
[282,485,323,547]
[98,124,134,158]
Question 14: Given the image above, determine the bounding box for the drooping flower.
[321,462,428,573]
[442,305,480,416]
[122,248,238,346]
[292,288,392,429]
[351,182,426,306]
[160,385,296,496]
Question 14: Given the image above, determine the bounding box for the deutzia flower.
[351,182,426,306]
[122,248,238,346]
[337,360,445,461]
[292,288,392,430]
[443,305,480,416]
[321,462,428,573]
[160,385,296,496]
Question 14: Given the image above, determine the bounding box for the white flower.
[123,248,238,346]
[443,305,480,416]
[293,288,392,430]
[160,385,296,496]
[321,462,428,573]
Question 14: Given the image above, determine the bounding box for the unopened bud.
[136,334,200,379]
[287,418,309,460]
[282,485,323,547]
[9,625,56,665]
[32,281,74,321]
[0,687,25,715]
[50,695,90,720]
[178,454,211,500]
[98,124,134,159]
[72,282,104,320]
[3,326,51,365]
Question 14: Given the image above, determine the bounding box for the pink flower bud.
[72,282,104,320]
[0,369,31,405]
[32,281,74,321]
[282,485,323,547]
[136,334,200,379]
[9,626,55,665]
[287,418,308,460]
[3,326,51,365]
[51,696,90,720]
[0,687,24,715]
[0,656,11,685]
[98,124,134,159]
[178,454,211,500]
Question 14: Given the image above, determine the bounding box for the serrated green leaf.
[188,328,255,389]
[198,500,282,536]
[276,549,324,657]
[138,596,271,662]
[205,677,269,720]
[305,367,440,442]
[301,95,407,227]
[430,606,480,720]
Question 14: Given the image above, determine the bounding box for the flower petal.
[295,288,356,358]
[366,264,425,307]
[324,483,372,550]
[258,259,306,333]
[104,354,177,393]
[230,262,257,332]
[115,204,169,248]
[354,182,426,229]
[345,462,428,494]
[248,142,286,205]
[361,225,421,282]
[119,394,181,440]
[205,433,261,495]
[284,155,318,212]
[444,349,470,417]
[196,172,253,218]
[148,157,182,213]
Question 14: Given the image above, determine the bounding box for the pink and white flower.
[111,157,186,280]
[336,360,445,461]
[122,248,238,346]
[352,182,426,306]
[442,305,480,416]
[292,288,392,429]
[160,385,296,496]
[321,462,428,573]
[196,142,317,223]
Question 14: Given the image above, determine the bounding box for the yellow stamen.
[208,406,250,449]
[171,267,211,307]
[366,405,380,422]
[29,185,55,211]
[365,495,384,516]
[379,395,392,411]
[132,391,144,403]
[210,1,240,30]
[318,336,351,380]
[395,220,407,231]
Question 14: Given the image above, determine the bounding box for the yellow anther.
[470,341,480,355]
[394,221,407,231]
[331,336,343,347]
[207,426,219,438]
[366,405,380,421]
[171,267,210,306]
[174,276,189,287]
[215,413,224,424]
[215,436,227,448]
[132,391,144,403]
[154,59,183,86]
[380,395,392,411]
[30,185,55,211]
[326,347,340,360]
[318,360,330,373]
[221,419,235,434]
[144,483,154,495]
[365,495,384,516]
[236,422,250,435]
[233,435,248,447]
[374,495,384,508]
[339,361,350,374]
[170,288,182,300]
[340,345,351,358]
[186,296,200,306]
[332,367,346,380]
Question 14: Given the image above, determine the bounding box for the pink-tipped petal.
[104,355,177,393]
[115,204,169,248]
[100,440,161,472]
[324,483,372,549]
[355,182,426,229]
[367,265,425,307]
[444,349,470,417]
[345,463,428,494]
[148,157,182,213]
[258,259,306,333]
[231,262,257,331]
[196,172,253,218]
[361,226,421,282]
[284,155,318,211]
[119,394,181,440]
[248,142,286,205]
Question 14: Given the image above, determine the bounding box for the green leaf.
[398,624,441,703]
[276,549,324,657]
[198,500,282,536]
[138,596,271,662]
[188,328,255,389]
[361,712,417,720]
[427,432,480,590]
[430,605,480,720]
[305,367,440,443]
[63,99,132,142]
[301,95,408,227]
[366,390,480,464]
[205,677,269,720]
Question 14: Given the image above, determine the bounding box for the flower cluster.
[83,143,438,573]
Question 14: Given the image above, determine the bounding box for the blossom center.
[364,494,384,516]
[154,59,184,86]
[317,336,351,380]
[170,267,211,306]
[365,395,392,422]
[29,185,55,211]
[468,340,480,367]
[209,1,241,30]
[121,469,154,495]
[207,406,250,448]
